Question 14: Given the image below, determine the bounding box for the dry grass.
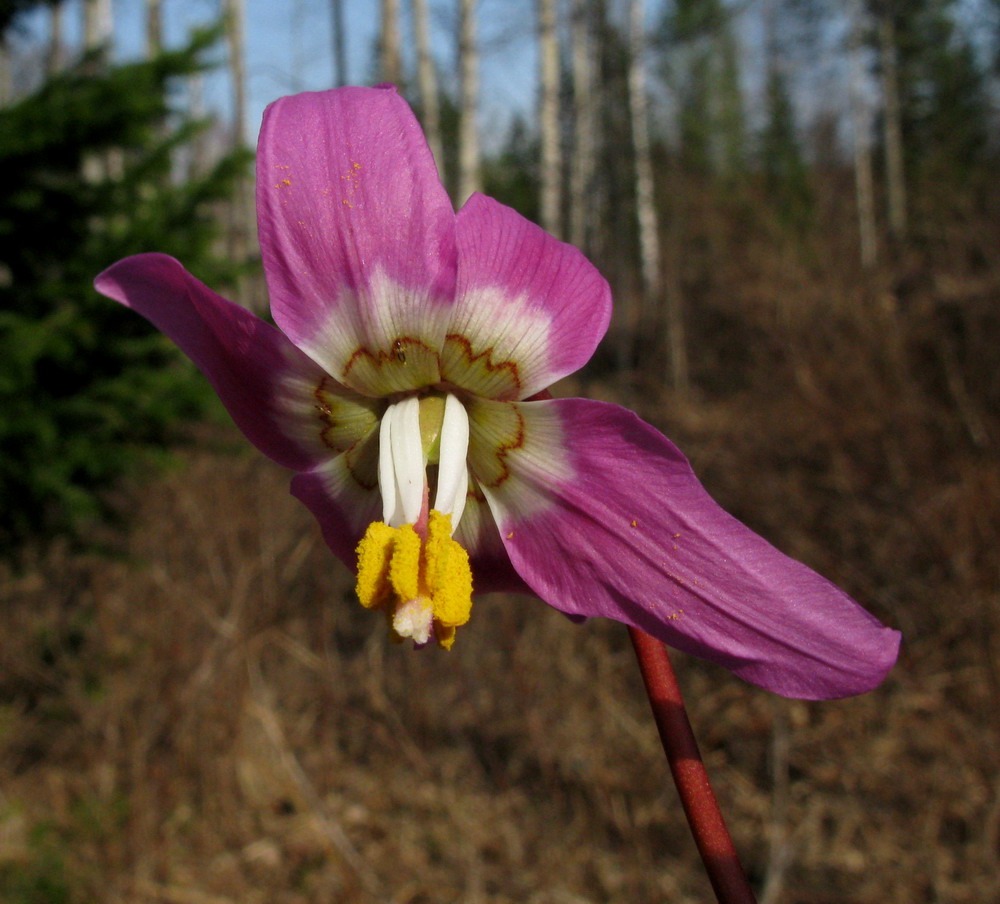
[2,261,998,902]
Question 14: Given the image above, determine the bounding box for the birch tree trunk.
[568,0,595,251]
[631,0,687,388]
[850,0,877,269]
[83,0,113,53]
[0,39,9,107]
[224,0,248,148]
[187,70,209,178]
[224,0,255,308]
[380,0,403,85]
[538,0,562,236]
[330,0,347,86]
[457,0,481,204]
[83,0,117,178]
[146,0,163,57]
[411,0,443,173]
[627,0,658,349]
[47,2,65,76]
[879,8,908,245]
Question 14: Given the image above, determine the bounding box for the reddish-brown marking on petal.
[312,375,379,491]
[341,336,440,383]
[479,404,525,489]
[444,333,521,398]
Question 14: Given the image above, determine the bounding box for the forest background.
[1,0,998,902]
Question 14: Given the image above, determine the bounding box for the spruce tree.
[0,11,251,551]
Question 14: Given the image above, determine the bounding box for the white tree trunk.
[0,39,10,107]
[224,0,255,308]
[457,0,481,204]
[146,0,163,57]
[82,0,117,178]
[83,0,113,52]
[850,0,877,269]
[879,10,907,244]
[411,0,443,173]
[224,0,248,147]
[330,0,347,86]
[627,0,659,307]
[380,0,403,86]
[538,0,562,236]
[187,70,209,178]
[568,0,595,251]
[630,0,687,389]
[47,2,66,75]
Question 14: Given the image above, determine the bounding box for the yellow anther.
[425,511,473,629]
[354,510,474,649]
[355,521,396,609]
[435,624,458,651]
[389,523,422,601]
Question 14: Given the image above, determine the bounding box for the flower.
[96,86,899,698]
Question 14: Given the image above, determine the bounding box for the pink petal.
[446,193,612,400]
[257,86,458,394]
[95,253,365,472]
[455,491,532,595]
[481,398,901,700]
[291,449,382,570]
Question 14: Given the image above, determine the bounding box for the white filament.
[378,396,424,527]
[377,393,470,533]
[434,393,470,533]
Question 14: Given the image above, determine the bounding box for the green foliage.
[889,0,993,207]
[660,0,747,181]
[759,57,812,229]
[0,822,71,904]
[481,117,539,222]
[0,25,250,552]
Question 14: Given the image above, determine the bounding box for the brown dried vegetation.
[2,235,998,902]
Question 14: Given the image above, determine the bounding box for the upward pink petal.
[257,86,458,394]
[95,253,349,473]
[480,398,901,700]
[447,194,612,400]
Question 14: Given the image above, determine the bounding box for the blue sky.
[15,0,565,147]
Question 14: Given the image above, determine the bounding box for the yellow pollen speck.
[630,520,637,528]
[506,531,514,539]
[673,533,681,539]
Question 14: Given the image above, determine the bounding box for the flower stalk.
[629,627,758,904]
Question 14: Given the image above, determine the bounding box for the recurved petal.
[478,397,901,700]
[257,86,458,396]
[445,193,612,400]
[95,253,377,472]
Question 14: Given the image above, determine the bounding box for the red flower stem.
[628,627,758,904]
